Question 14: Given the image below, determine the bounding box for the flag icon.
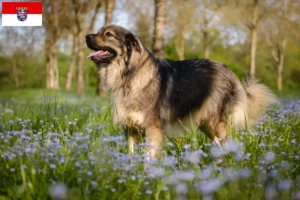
[2,2,42,26]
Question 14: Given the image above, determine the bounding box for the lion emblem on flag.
[16,9,28,21]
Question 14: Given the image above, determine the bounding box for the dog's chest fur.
[107,61,160,127]
[112,90,145,125]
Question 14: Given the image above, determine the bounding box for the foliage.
[0,1,299,92]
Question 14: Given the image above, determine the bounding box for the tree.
[169,0,196,60]
[0,27,44,89]
[65,34,78,90]
[194,0,224,59]
[96,0,115,96]
[233,0,274,79]
[152,0,166,58]
[70,0,101,94]
[43,0,71,89]
[263,0,299,91]
[104,0,115,25]
[248,0,259,79]
[122,0,153,49]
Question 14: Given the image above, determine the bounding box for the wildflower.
[175,171,195,181]
[148,167,165,178]
[290,139,297,144]
[184,151,201,164]
[293,191,300,200]
[183,144,191,150]
[90,181,98,187]
[281,151,287,156]
[197,178,224,194]
[49,183,67,199]
[87,171,93,176]
[278,179,292,191]
[118,179,125,184]
[130,176,136,181]
[225,139,242,153]
[59,156,65,163]
[210,145,227,158]
[265,185,277,199]
[50,164,56,169]
[233,146,243,157]
[200,166,213,179]
[95,124,103,131]
[258,143,265,148]
[223,168,238,181]
[264,151,276,163]
[165,171,194,184]
[239,168,251,178]
[166,142,174,147]
[281,161,290,170]
[163,156,177,167]
[21,165,27,169]
[145,190,152,195]
[176,183,188,194]
[244,153,251,160]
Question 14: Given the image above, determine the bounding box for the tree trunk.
[12,61,20,88]
[175,34,184,60]
[65,35,77,90]
[45,36,59,89]
[249,0,258,79]
[96,0,114,96]
[104,0,115,25]
[249,27,257,79]
[76,34,85,94]
[277,57,283,91]
[152,0,166,58]
[203,30,209,58]
[277,38,287,91]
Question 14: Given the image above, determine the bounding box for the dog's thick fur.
[86,25,278,157]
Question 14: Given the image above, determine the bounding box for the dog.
[86,25,278,157]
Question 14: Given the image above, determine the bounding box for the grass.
[0,89,299,200]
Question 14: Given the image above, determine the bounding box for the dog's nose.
[86,34,96,40]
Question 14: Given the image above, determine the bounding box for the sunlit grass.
[0,91,299,200]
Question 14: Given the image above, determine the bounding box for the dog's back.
[156,58,277,141]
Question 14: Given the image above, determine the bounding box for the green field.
[0,90,299,200]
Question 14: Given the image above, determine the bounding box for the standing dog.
[86,25,278,157]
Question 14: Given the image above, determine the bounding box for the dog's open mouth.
[86,48,116,62]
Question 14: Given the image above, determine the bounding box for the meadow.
[0,90,299,200]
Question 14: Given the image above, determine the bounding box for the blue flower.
[49,183,67,199]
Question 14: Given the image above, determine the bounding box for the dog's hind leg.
[199,121,227,146]
[214,121,228,145]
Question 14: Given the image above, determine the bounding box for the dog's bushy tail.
[243,79,278,126]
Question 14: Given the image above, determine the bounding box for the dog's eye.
[105,32,113,37]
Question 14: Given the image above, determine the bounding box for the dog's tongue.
[87,50,105,59]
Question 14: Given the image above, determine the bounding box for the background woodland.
[0,0,299,94]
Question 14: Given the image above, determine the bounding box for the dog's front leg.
[124,126,140,155]
[145,125,164,158]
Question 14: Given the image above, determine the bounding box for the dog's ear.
[125,33,141,53]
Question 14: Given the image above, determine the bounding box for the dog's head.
[86,25,141,65]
